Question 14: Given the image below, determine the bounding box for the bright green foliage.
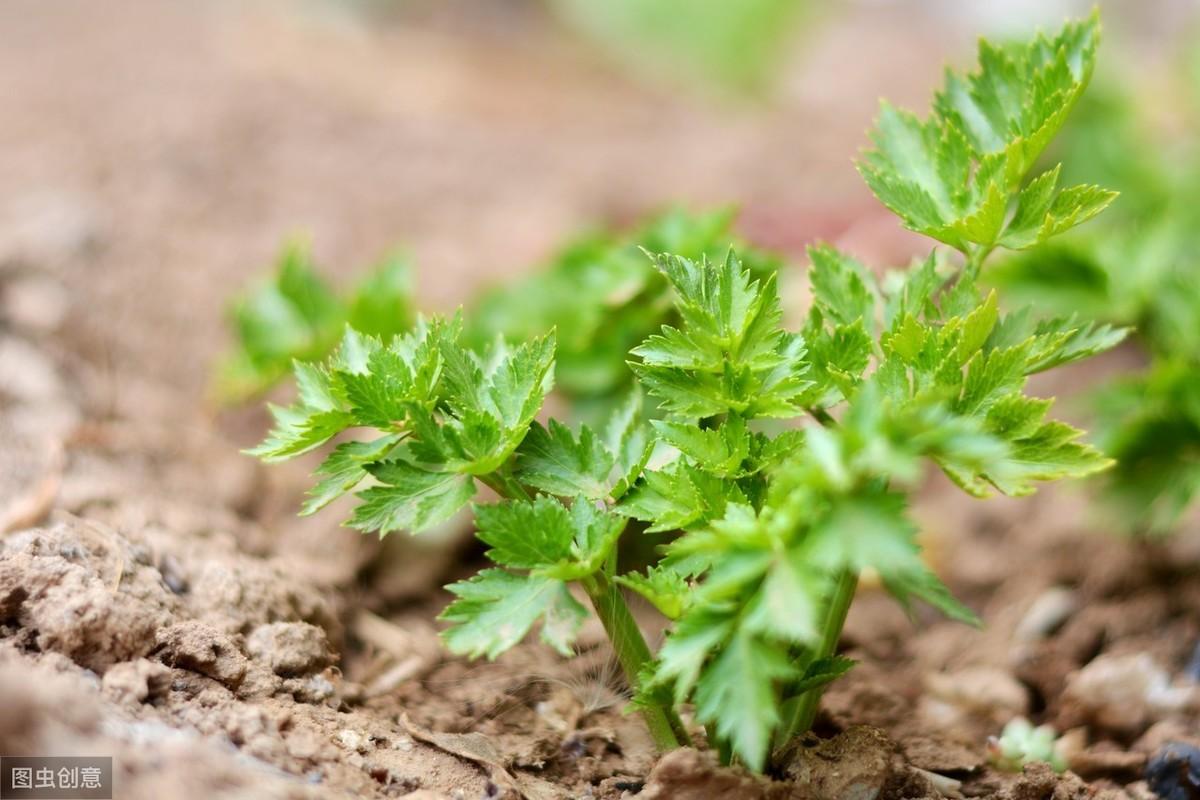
[217,241,414,402]
[860,13,1115,254]
[988,717,1067,773]
[440,569,587,659]
[630,252,811,419]
[616,235,1116,768]
[470,208,782,410]
[614,564,690,619]
[514,390,651,501]
[441,496,627,659]
[248,318,554,535]
[1094,363,1200,534]
[988,40,1200,534]
[251,13,1119,774]
[866,264,1122,497]
[223,211,779,418]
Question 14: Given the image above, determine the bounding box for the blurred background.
[1,0,1196,429]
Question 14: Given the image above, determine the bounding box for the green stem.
[963,244,995,279]
[774,568,859,751]
[582,573,688,751]
[714,734,733,766]
[481,468,686,749]
[807,407,837,428]
[479,468,531,502]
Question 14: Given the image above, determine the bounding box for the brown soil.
[1,2,1198,799]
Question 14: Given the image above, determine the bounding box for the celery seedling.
[217,240,413,402]
[250,13,1123,772]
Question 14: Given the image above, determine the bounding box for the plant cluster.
[468,208,780,412]
[217,241,414,402]
[990,41,1200,534]
[987,717,1067,773]
[251,14,1121,772]
[221,210,778,420]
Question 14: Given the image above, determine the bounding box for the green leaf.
[789,655,856,695]
[801,315,874,408]
[218,242,414,402]
[743,551,823,644]
[351,462,476,535]
[517,420,614,499]
[1024,315,1129,373]
[486,334,558,431]
[986,420,1113,496]
[883,568,981,627]
[619,462,710,532]
[440,569,587,659]
[604,388,654,498]
[693,629,795,772]
[302,434,402,515]
[474,496,626,581]
[1090,359,1200,533]
[882,253,947,331]
[952,290,999,365]
[631,251,811,419]
[549,0,808,91]
[338,347,417,429]
[807,245,878,332]
[467,207,781,402]
[412,331,556,475]
[537,499,627,581]
[776,655,857,732]
[859,14,1107,252]
[346,255,414,338]
[1001,173,1118,249]
[652,607,736,704]
[615,565,691,620]
[245,361,355,462]
[474,497,575,570]
[651,415,750,477]
[804,492,924,577]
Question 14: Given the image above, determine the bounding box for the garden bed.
[1,3,1197,799]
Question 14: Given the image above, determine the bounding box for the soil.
[1,2,1198,799]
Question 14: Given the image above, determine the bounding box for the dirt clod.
[636,748,789,800]
[246,622,334,677]
[154,620,250,689]
[0,520,178,671]
[1067,744,1146,782]
[102,657,173,706]
[1061,654,1194,736]
[779,726,923,800]
[925,667,1030,726]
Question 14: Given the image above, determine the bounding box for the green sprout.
[988,717,1067,773]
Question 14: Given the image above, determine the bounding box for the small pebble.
[1014,587,1077,642]
[1146,742,1200,800]
[337,729,363,752]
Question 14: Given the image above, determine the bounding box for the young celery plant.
[613,11,1127,768]
[249,12,1128,774]
[246,315,687,749]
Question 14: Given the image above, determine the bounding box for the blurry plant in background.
[467,208,782,420]
[216,241,414,403]
[217,209,783,424]
[988,33,1200,534]
[546,0,811,92]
